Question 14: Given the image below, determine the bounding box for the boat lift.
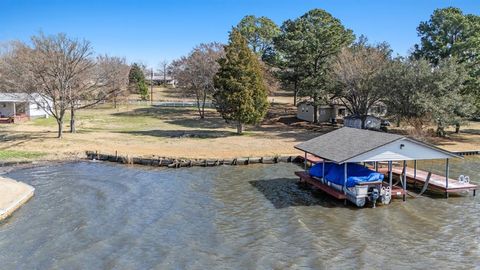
[295,127,477,207]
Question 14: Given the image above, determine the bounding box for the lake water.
[0,160,478,269]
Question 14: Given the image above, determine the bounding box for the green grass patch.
[0,150,46,160]
[32,117,57,126]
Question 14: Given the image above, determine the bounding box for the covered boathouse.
[294,127,477,207]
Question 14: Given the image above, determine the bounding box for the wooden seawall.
[86,151,303,168]
[453,150,480,156]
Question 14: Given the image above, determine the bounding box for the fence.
[96,99,215,108]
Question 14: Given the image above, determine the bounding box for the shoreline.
[85,151,303,168]
[0,147,479,173]
[0,176,35,222]
[0,158,84,175]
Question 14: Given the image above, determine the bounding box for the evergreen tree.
[213,29,269,134]
[128,63,149,100]
[137,81,149,101]
[414,7,480,113]
[274,9,354,114]
[235,15,280,62]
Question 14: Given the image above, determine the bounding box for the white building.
[144,72,176,86]
[0,93,52,122]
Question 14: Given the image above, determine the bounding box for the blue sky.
[1,0,479,68]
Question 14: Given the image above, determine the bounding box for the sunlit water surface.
[0,159,478,269]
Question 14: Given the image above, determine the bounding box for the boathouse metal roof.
[295,127,460,163]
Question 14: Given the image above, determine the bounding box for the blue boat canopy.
[309,162,384,188]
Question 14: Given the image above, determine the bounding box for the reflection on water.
[0,160,478,269]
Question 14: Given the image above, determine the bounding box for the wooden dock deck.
[380,167,477,195]
[297,154,324,165]
[385,183,406,197]
[295,171,346,199]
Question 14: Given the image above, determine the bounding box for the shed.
[344,115,383,130]
[296,101,347,123]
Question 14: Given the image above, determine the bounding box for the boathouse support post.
[388,161,393,195]
[403,160,407,201]
[344,162,348,205]
[445,158,449,198]
[414,160,417,180]
[304,152,307,171]
[322,160,325,181]
[413,160,417,188]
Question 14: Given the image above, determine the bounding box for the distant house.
[369,103,387,118]
[0,93,52,122]
[144,72,176,86]
[296,101,348,123]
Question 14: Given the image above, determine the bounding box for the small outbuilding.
[296,101,347,123]
[344,115,385,130]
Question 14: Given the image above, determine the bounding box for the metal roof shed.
[294,127,474,203]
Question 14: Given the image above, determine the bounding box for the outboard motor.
[380,186,391,205]
[369,188,380,208]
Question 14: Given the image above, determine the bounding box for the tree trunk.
[200,91,207,119]
[57,119,64,138]
[455,123,460,134]
[436,121,446,137]
[360,115,367,129]
[293,81,298,106]
[200,102,205,119]
[113,96,117,109]
[196,104,203,119]
[70,107,76,133]
[313,104,318,123]
[313,93,319,124]
[195,90,203,119]
[396,116,401,127]
[236,121,243,134]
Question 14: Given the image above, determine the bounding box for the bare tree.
[170,43,224,118]
[67,58,98,134]
[95,55,130,109]
[0,34,97,137]
[332,39,391,128]
[158,59,169,87]
[68,54,131,133]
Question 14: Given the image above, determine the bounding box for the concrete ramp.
[0,176,34,221]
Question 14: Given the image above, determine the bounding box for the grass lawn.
[0,104,318,161]
[0,100,477,162]
[0,150,46,161]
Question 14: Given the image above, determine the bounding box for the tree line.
[0,7,478,138]
[172,7,479,136]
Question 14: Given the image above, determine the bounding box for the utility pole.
[150,68,154,105]
[163,62,167,87]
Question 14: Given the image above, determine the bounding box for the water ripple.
[0,160,478,269]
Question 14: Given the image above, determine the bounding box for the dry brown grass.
[388,121,480,152]
[0,103,319,161]
[134,86,296,104]
[0,85,477,162]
